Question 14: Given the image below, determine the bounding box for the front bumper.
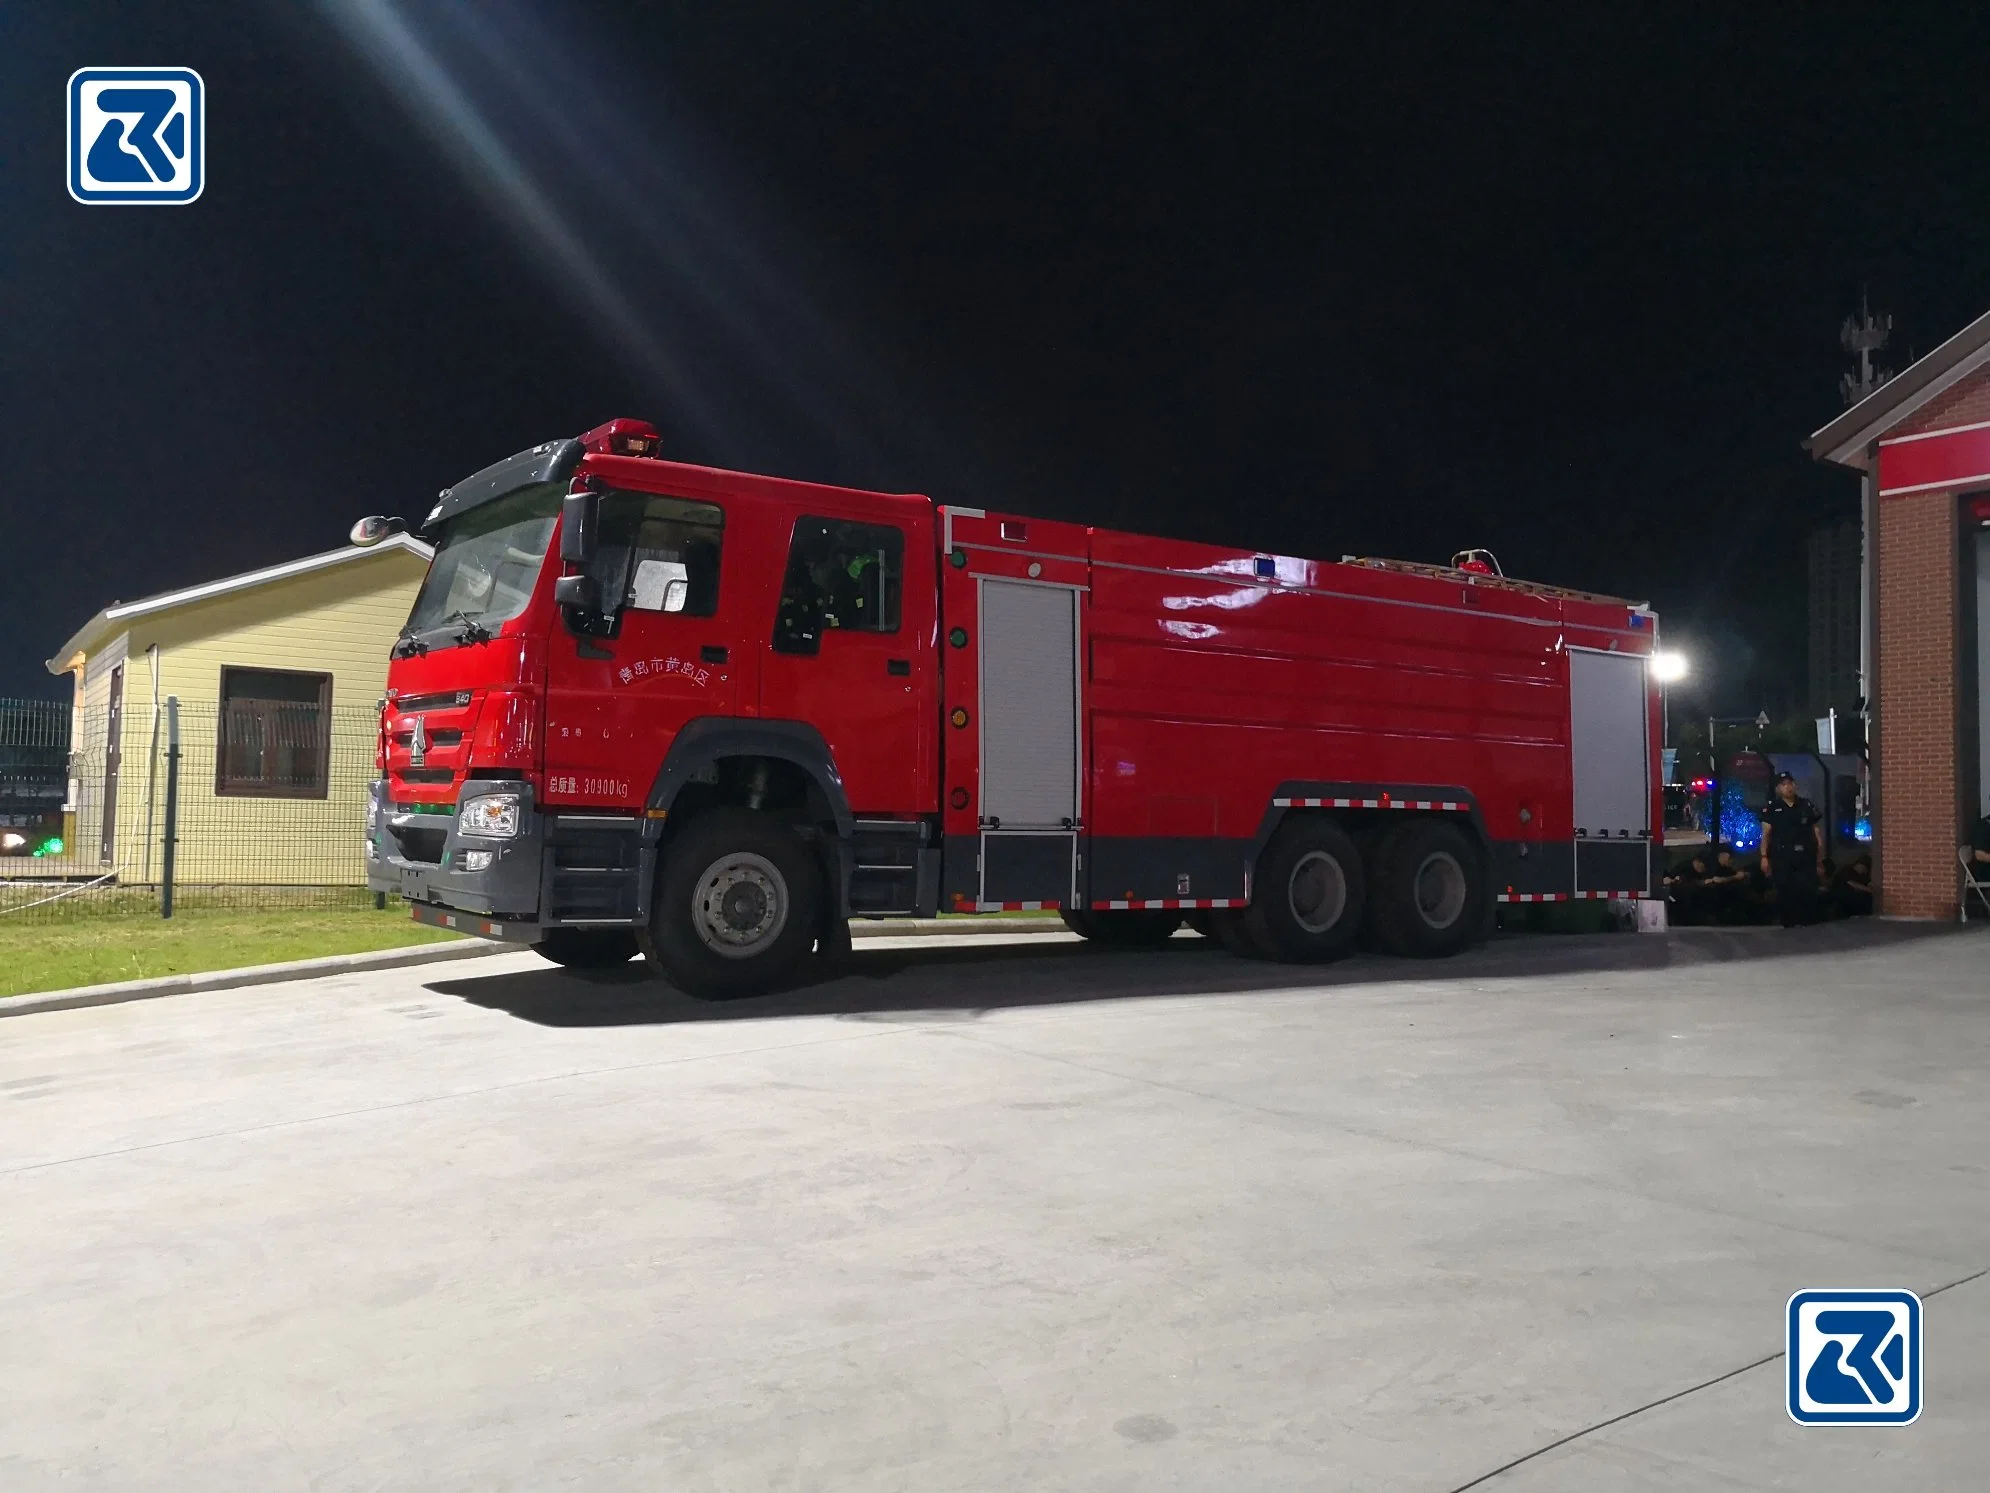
[368,779,650,942]
[407,901,537,942]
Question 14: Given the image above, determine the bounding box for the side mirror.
[554,574,601,611]
[560,490,600,564]
[350,515,405,547]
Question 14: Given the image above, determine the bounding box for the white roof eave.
[44,534,434,675]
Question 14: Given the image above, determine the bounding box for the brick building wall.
[1814,324,1990,923]
[1875,487,1959,917]
[1894,371,1990,437]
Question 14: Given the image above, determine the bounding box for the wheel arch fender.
[647,718,855,838]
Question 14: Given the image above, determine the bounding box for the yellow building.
[43,538,431,885]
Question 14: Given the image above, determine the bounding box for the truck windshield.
[404,482,562,641]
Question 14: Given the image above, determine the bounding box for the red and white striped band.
[1497,890,1650,903]
[962,890,1650,910]
[1273,796,1470,812]
[1091,898,1244,911]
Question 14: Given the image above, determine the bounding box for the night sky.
[6,4,1988,715]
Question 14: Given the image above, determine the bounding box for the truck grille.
[392,690,474,712]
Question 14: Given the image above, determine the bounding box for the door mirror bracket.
[554,574,600,612]
[555,573,618,638]
[560,489,601,564]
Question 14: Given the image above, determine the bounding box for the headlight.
[459,794,521,839]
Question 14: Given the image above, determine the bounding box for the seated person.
[1663,853,1711,924]
[1701,847,1755,924]
[1972,811,1990,885]
[1830,853,1873,919]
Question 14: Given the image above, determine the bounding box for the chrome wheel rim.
[691,851,789,959]
[1288,849,1348,934]
[1413,851,1468,929]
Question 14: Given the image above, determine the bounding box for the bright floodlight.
[1650,651,1689,684]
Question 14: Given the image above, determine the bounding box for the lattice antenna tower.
[1840,292,1894,406]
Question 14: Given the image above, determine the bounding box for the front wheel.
[531,928,641,969]
[648,809,823,998]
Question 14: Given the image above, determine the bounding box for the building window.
[216,668,332,799]
[773,516,903,654]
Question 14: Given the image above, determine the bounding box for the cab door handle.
[701,645,728,664]
[887,658,911,676]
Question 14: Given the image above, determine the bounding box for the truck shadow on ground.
[425,918,1961,1028]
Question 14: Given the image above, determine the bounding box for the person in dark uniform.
[1759,773,1825,927]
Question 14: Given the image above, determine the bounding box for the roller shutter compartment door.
[977,579,1080,904]
[1568,648,1653,894]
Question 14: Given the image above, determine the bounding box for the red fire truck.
[360,418,1660,997]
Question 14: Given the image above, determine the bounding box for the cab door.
[542,490,751,809]
[757,505,936,816]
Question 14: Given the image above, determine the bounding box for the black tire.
[1242,816,1366,962]
[648,808,823,998]
[1367,818,1484,959]
[1209,906,1272,959]
[1058,907,1183,945]
[531,928,641,969]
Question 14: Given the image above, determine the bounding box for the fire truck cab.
[362,419,1661,997]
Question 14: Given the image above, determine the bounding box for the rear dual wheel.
[1250,818,1367,961]
[1365,819,1484,958]
[1224,817,1367,963]
[1215,815,1485,964]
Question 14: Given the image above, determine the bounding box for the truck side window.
[773,516,903,655]
[592,493,724,617]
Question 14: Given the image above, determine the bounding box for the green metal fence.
[0,695,382,923]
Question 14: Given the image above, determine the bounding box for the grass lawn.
[0,904,464,998]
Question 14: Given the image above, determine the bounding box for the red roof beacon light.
[578,418,663,458]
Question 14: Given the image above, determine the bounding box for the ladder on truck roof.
[1337,555,1648,610]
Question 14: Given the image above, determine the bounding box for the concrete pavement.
[0,914,1068,1020]
[1,922,1984,1490]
